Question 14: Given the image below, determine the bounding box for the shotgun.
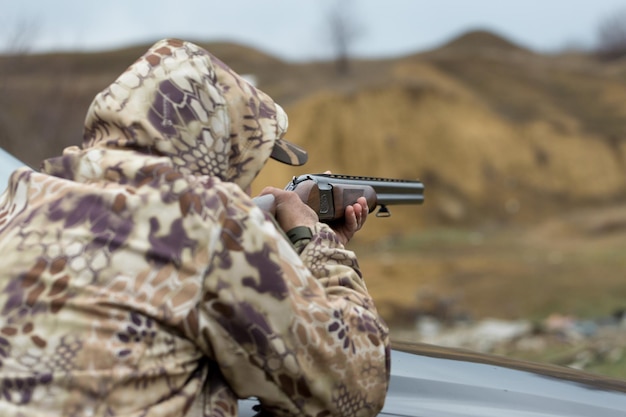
[255,173,424,221]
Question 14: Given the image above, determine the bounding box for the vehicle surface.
[0,147,28,184]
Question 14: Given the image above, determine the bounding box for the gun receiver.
[284,174,424,221]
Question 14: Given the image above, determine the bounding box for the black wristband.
[286,226,313,245]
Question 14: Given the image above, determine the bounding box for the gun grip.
[293,182,335,220]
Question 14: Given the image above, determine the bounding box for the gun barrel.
[308,174,424,206]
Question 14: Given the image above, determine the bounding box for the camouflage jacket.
[0,39,390,417]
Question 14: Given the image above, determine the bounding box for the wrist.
[285,226,313,245]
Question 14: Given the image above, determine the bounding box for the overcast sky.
[2,0,626,61]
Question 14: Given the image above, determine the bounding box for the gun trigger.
[285,176,298,191]
[376,205,391,217]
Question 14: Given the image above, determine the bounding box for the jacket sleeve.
[195,187,390,417]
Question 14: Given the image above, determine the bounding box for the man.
[0,39,389,417]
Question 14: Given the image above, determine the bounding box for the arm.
[197,184,389,417]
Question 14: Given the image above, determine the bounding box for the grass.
[357,212,626,321]
[586,351,626,379]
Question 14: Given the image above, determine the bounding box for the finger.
[354,197,369,227]
[344,204,358,232]
[259,186,280,196]
[359,199,369,224]
[352,202,363,227]
[260,188,297,205]
[356,196,368,212]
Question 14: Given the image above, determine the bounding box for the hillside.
[254,31,626,236]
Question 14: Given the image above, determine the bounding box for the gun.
[255,173,424,221]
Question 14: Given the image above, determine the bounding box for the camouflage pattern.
[0,39,389,416]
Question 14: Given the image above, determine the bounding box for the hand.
[259,187,318,232]
[319,170,368,245]
[329,196,369,245]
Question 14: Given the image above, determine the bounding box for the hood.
[70,38,302,190]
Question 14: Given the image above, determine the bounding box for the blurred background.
[1,0,626,378]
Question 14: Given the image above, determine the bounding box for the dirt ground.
[355,203,626,327]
